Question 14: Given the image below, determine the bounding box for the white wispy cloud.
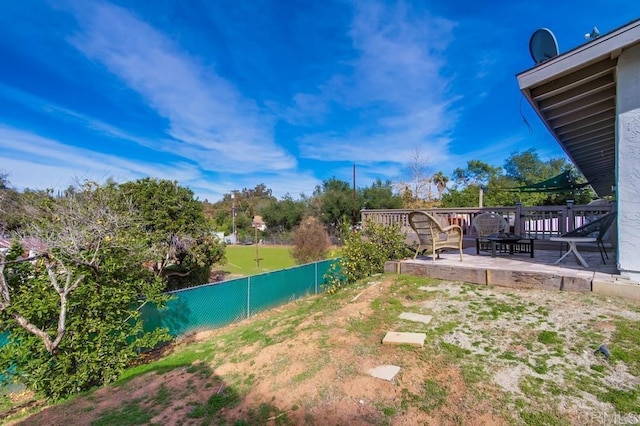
[292,1,458,172]
[66,1,296,173]
[0,124,320,200]
[0,125,200,191]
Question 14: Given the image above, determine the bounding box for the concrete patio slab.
[399,312,433,324]
[384,246,637,295]
[382,331,426,347]
[367,365,401,381]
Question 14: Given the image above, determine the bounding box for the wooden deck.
[385,243,640,299]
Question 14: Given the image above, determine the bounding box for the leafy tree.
[503,149,594,205]
[290,216,331,264]
[0,174,21,233]
[447,160,502,207]
[207,184,277,241]
[239,183,277,214]
[261,195,306,235]
[0,182,171,399]
[116,178,225,289]
[0,175,55,233]
[313,178,360,229]
[452,160,501,187]
[441,186,483,207]
[360,179,403,210]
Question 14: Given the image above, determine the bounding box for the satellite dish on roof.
[529,28,559,64]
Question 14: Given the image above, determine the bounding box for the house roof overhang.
[517,19,640,197]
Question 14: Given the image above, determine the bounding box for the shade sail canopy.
[508,170,590,193]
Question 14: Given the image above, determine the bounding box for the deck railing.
[361,200,616,246]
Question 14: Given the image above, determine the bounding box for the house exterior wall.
[616,43,640,283]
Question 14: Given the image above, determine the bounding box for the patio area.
[385,241,640,299]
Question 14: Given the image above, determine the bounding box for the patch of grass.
[115,343,215,385]
[243,373,256,386]
[91,400,153,426]
[348,297,403,336]
[242,403,292,425]
[379,405,397,417]
[418,379,447,413]
[269,355,292,377]
[537,330,562,345]
[238,328,273,346]
[499,351,520,362]
[186,386,241,422]
[544,381,564,397]
[439,341,471,360]
[152,384,171,406]
[393,275,441,289]
[597,387,640,414]
[519,376,545,399]
[519,410,570,426]
[610,319,640,376]
[479,299,528,320]
[564,369,600,396]
[223,245,296,276]
[292,354,330,384]
[460,363,488,385]
[530,357,550,375]
[352,343,379,357]
[428,321,460,338]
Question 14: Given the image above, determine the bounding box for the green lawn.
[219,244,296,276]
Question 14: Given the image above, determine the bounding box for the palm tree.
[432,171,449,200]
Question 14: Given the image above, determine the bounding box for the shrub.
[290,216,331,264]
[324,220,410,293]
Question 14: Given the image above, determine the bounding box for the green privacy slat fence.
[142,258,337,337]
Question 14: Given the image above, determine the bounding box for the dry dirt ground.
[5,274,640,425]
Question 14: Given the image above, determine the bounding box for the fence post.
[566,200,575,233]
[315,262,318,294]
[247,277,251,318]
[515,202,523,235]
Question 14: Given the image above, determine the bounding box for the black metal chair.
[553,212,616,264]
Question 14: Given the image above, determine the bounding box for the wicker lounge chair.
[408,211,463,262]
[472,212,509,254]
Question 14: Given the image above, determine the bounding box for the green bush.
[324,220,410,293]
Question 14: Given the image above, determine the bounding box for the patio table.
[549,236,596,267]
[484,232,535,258]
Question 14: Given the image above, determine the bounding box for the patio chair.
[550,211,616,266]
[408,211,463,262]
[472,212,509,254]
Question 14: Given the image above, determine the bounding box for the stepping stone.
[367,365,401,381]
[399,312,433,324]
[382,331,426,347]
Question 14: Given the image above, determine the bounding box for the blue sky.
[0,1,637,201]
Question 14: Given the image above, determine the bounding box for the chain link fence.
[142,259,337,336]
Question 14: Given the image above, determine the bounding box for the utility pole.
[352,163,357,226]
[231,190,237,243]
